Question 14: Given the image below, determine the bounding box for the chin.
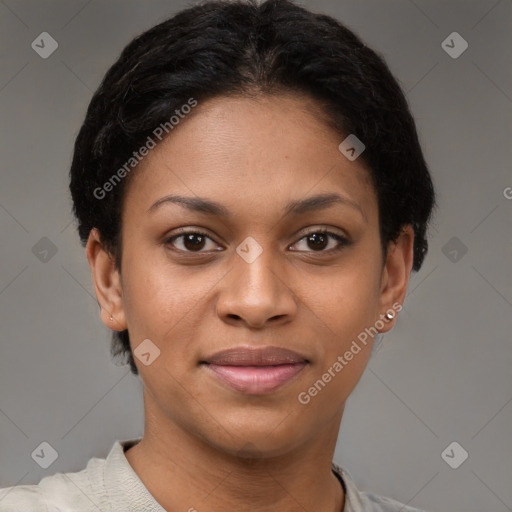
[210,417,306,459]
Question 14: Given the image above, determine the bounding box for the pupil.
[308,233,327,250]
[184,234,205,251]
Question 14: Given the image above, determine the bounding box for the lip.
[201,346,308,395]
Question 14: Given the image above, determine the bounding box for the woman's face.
[92,93,412,458]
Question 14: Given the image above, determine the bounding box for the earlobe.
[86,228,127,331]
[377,225,414,333]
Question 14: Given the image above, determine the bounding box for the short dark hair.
[69,0,436,375]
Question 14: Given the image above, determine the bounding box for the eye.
[164,228,349,254]
[289,230,350,253]
[164,231,223,253]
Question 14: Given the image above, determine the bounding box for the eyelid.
[289,228,350,253]
[293,224,349,241]
[162,228,220,255]
[165,227,223,244]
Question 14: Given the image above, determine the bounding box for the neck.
[125,405,345,512]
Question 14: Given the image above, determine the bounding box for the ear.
[86,228,127,331]
[377,225,414,333]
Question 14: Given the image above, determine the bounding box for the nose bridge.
[216,235,296,327]
[238,240,280,295]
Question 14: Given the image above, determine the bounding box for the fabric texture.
[0,438,427,511]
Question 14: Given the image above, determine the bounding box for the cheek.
[296,274,378,413]
[299,259,381,335]
[120,253,219,349]
[120,248,179,339]
[295,254,380,394]
[298,348,371,420]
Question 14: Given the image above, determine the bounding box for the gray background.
[0,1,511,511]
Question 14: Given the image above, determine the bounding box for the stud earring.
[385,311,395,320]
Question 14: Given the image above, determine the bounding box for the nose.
[216,242,298,329]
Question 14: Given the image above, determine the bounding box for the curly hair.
[69,0,436,375]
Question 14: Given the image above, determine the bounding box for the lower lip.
[204,363,307,395]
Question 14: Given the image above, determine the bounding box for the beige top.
[0,438,427,511]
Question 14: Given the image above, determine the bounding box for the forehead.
[124,93,377,221]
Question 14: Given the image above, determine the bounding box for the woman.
[0,0,435,510]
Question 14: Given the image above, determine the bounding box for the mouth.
[200,346,309,395]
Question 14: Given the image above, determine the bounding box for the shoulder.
[358,490,427,512]
[331,462,428,512]
[0,484,46,512]
[0,456,107,512]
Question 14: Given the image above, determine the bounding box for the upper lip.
[202,346,308,366]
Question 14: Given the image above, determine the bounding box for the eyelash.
[164,229,350,255]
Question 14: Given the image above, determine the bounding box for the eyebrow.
[148,192,365,220]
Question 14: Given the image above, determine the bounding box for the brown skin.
[86,93,414,512]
